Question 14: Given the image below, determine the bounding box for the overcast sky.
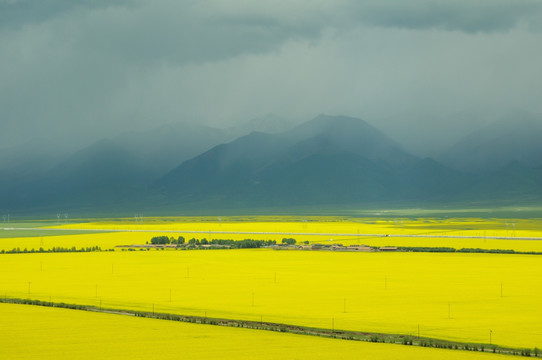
[1,0,542,149]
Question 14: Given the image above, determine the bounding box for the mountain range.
[2,111,542,214]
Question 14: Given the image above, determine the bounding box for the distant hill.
[0,137,83,182]
[107,115,296,175]
[154,131,293,204]
[0,117,294,210]
[280,115,417,167]
[3,112,542,214]
[373,109,496,158]
[4,139,152,209]
[456,162,542,202]
[438,110,542,173]
[154,115,460,206]
[112,122,237,175]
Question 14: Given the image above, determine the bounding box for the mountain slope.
[154,115,448,207]
[374,109,496,158]
[7,139,152,209]
[257,152,396,205]
[154,132,293,202]
[4,112,542,213]
[113,122,237,175]
[439,110,542,173]
[457,162,542,202]
[279,114,417,168]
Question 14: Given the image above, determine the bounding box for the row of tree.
[0,246,104,254]
[149,236,297,248]
[150,236,184,245]
[397,246,542,255]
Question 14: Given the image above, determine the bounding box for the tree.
[282,238,296,245]
[150,236,170,245]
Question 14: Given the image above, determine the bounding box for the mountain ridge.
[2,112,542,213]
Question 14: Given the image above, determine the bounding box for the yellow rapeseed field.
[47,216,542,252]
[1,250,541,348]
[0,232,180,252]
[0,303,524,360]
[58,216,542,240]
[3,217,542,251]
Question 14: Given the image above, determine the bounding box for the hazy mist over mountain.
[2,1,542,148]
[2,1,542,213]
[2,111,542,213]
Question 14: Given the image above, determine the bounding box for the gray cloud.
[105,1,542,65]
[1,0,542,153]
[0,0,130,29]
[352,0,542,33]
[2,1,541,66]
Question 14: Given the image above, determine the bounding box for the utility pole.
[343,297,346,313]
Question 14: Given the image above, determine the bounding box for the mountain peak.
[284,114,374,140]
[281,114,417,167]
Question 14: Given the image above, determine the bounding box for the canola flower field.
[3,216,542,252]
[1,249,541,348]
[0,303,524,360]
[1,216,542,357]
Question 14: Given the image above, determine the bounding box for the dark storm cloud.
[352,0,542,33]
[1,0,542,153]
[0,0,130,29]
[64,0,542,67]
[73,8,315,66]
[59,1,330,67]
[2,1,540,67]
